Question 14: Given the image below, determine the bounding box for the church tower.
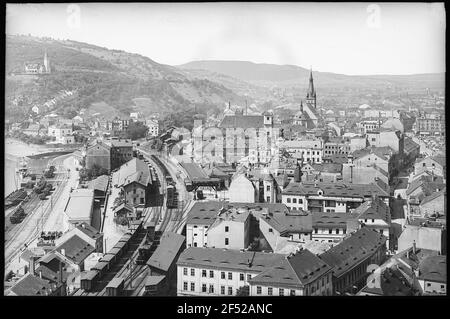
[43,50,50,73]
[306,68,316,109]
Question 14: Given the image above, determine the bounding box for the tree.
[125,121,148,140]
[236,286,249,296]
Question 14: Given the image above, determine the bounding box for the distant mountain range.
[179,60,445,90]
[5,34,444,124]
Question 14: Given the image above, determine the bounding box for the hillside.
[5,35,248,121]
[179,60,445,90]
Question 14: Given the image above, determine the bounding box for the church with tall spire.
[306,68,316,109]
[293,68,321,128]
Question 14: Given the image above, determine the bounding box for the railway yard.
[71,149,191,296]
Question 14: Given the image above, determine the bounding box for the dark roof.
[9,273,54,296]
[249,249,332,289]
[261,211,312,235]
[313,212,358,229]
[186,201,290,226]
[352,198,390,223]
[146,232,185,272]
[55,235,95,265]
[76,223,102,240]
[319,227,387,278]
[219,115,265,129]
[180,162,209,180]
[361,267,413,296]
[283,181,389,198]
[418,255,446,283]
[178,247,285,273]
[88,175,109,193]
[352,146,393,161]
[35,263,70,284]
[391,199,406,219]
[312,163,342,174]
[420,188,445,206]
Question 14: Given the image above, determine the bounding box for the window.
[225,238,229,245]
[225,226,229,232]
[257,286,262,294]
[266,185,270,191]
[202,270,207,278]
[287,198,291,203]
[221,272,225,279]
[228,272,233,280]
[372,219,375,223]
[240,273,244,281]
[268,287,273,296]
[193,243,197,247]
[299,199,303,204]
[269,228,273,233]
[202,284,207,292]
[228,287,233,295]
[183,268,188,276]
[335,229,340,234]
[329,229,332,234]
[247,274,251,281]
[183,282,188,291]
[427,283,431,287]
[190,282,195,291]
[279,288,284,296]
[191,268,195,276]
[209,284,214,294]
[290,289,295,296]
[209,270,214,278]
[221,286,225,295]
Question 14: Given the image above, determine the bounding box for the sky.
[6,2,446,75]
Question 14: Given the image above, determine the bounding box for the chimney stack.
[412,240,416,254]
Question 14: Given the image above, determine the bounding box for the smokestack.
[412,241,416,254]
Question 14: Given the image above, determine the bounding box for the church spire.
[306,67,316,109]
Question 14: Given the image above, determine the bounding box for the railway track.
[4,165,69,269]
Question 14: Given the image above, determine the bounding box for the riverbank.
[5,138,56,158]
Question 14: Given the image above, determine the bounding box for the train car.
[101,253,117,265]
[136,244,153,265]
[80,270,99,292]
[108,247,123,260]
[166,184,178,208]
[113,241,128,255]
[92,261,110,277]
[106,277,125,296]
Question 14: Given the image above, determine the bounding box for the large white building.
[280,139,323,164]
[176,247,333,296]
[281,181,390,213]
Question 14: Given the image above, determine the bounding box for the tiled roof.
[146,232,185,272]
[352,198,390,223]
[249,249,332,289]
[55,235,95,265]
[312,163,342,174]
[177,247,285,273]
[186,201,290,226]
[352,146,393,161]
[319,227,387,278]
[262,210,312,235]
[312,212,358,229]
[88,175,109,193]
[76,223,102,240]
[283,181,389,198]
[420,188,445,206]
[8,273,55,296]
[114,158,151,187]
[418,255,446,283]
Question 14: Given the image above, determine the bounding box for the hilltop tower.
[306,68,316,109]
[43,50,51,73]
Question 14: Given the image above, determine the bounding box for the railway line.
[73,151,191,296]
[4,161,69,270]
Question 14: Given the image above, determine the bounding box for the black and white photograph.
[3,2,446,299]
